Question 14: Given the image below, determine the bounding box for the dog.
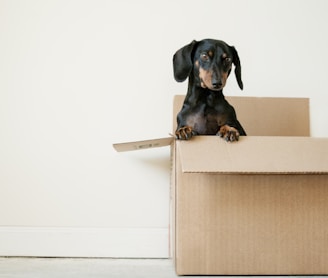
[173,39,246,142]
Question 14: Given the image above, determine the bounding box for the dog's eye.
[200,53,210,61]
[223,57,232,66]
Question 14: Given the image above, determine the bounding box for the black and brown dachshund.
[173,39,246,142]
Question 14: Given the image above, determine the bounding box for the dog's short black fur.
[173,39,246,142]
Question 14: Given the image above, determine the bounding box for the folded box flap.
[113,137,173,152]
[177,136,328,174]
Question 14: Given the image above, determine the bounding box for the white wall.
[1,0,328,257]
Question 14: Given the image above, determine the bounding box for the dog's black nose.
[212,81,222,89]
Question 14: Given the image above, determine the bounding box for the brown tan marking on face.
[208,51,213,57]
[220,71,229,88]
[195,60,199,68]
[199,67,213,89]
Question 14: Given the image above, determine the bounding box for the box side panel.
[227,96,310,136]
[175,173,328,275]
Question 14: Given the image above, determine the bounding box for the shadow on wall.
[130,148,171,175]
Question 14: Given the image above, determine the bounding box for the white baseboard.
[0,227,169,258]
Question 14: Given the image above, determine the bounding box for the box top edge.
[177,136,328,174]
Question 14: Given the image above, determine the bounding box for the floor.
[0,258,326,278]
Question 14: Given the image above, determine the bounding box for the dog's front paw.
[217,125,240,142]
[175,126,196,140]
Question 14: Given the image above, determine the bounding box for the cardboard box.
[113,96,328,275]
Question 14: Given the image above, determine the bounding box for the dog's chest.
[185,106,226,135]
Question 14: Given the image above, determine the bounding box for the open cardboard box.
[113,95,328,275]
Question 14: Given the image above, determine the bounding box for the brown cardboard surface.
[173,95,310,136]
[177,136,328,174]
[226,96,310,136]
[171,96,328,275]
[174,166,328,275]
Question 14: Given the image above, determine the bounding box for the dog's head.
[173,39,243,91]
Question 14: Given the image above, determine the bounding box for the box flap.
[177,136,328,174]
[113,137,173,152]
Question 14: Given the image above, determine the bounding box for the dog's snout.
[212,79,222,89]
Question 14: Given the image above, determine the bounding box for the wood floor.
[0,258,325,278]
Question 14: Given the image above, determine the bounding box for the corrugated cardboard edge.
[169,136,176,259]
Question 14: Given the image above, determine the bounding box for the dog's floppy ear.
[230,46,243,90]
[173,40,197,82]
